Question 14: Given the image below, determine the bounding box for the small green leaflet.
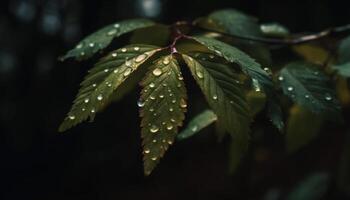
[177,110,217,140]
[182,53,251,141]
[208,9,262,37]
[139,55,187,175]
[61,19,155,60]
[278,62,340,115]
[192,36,283,131]
[59,45,160,132]
[333,35,350,77]
[260,23,290,37]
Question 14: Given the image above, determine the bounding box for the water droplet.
[191,126,198,132]
[123,68,132,77]
[149,82,155,88]
[89,43,95,47]
[121,48,127,52]
[92,84,97,87]
[113,69,119,73]
[144,149,150,154]
[230,100,234,104]
[97,94,103,101]
[171,99,176,103]
[125,60,132,67]
[152,68,162,76]
[104,69,109,73]
[159,94,164,98]
[166,124,173,130]
[150,125,159,133]
[82,108,86,111]
[305,94,310,99]
[135,54,147,63]
[107,29,117,36]
[196,70,204,79]
[177,83,181,88]
[112,53,117,57]
[212,95,218,100]
[151,157,157,161]
[150,95,156,100]
[91,109,95,113]
[76,44,83,49]
[162,83,167,87]
[287,86,294,91]
[68,115,75,120]
[214,50,222,56]
[80,52,85,56]
[162,58,170,65]
[114,23,120,28]
[169,107,174,112]
[84,98,89,103]
[137,99,145,107]
[149,108,154,112]
[152,139,157,143]
[180,99,187,108]
[170,118,176,122]
[169,93,173,97]
[134,47,140,51]
[325,94,332,101]
[278,76,284,81]
[209,55,215,59]
[178,76,184,81]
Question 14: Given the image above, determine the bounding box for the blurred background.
[1,0,350,199]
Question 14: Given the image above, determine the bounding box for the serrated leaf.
[59,45,160,132]
[208,9,262,37]
[287,172,329,200]
[192,36,283,130]
[182,53,251,141]
[177,110,217,140]
[61,19,155,60]
[286,105,324,153]
[260,23,290,37]
[279,62,340,115]
[139,55,187,175]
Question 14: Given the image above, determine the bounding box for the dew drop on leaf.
[121,48,127,52]
[278,76,284,81]
[107,29,117,36]
[150,125,159,133]
[168,140,173,145]
[112,53,117,57]
[113,69,119,73]
[151,157,157,161]
[89,43,95,47]
[325,94,332,101]
[144,149,150,154]
[114,23,120,28]
[159,94,164,98]
[212,95,218,100]
[134,46,140,51]
[178,76,184,80]
[305,94,310,99]
[166,124,173,130]
[169,107,174,112]
[135,54,147,63]
[287,86,294,91]
[84,98,89,103]
[149,82,155,88]
[97,94,103,101]
[68,115,75,120]
[123,68,132,77]
[137,99,145,107]
[191,126,198,132]
[76,44,83,49]
[125,60,132,67]
[162,58,170,65]
[152,68,162,76]
[104,69,109,72]
[150,95,156,100]
[91,109,95,113]
[180,99,187,108]
[196,70,204,79]
[92,84,97,87]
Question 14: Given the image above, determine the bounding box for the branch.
[192,23,350,45]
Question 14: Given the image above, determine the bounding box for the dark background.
[1,0,350,199]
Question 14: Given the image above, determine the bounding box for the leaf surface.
[182,53,251,141]
[139,55,187,175]
[62,19,155,60]
[59,45,160,132]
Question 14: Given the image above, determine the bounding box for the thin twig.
[192,23,350,45]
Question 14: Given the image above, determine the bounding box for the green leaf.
[260,23,289,37]
[338,35,350,64]
[182,53,251,141]
[61,19,155,60]
[246,91,266,116]
[287,172,329,200]
[139,55,187,175]
[208,9,262,37]
[286,105,324,153]
[333,63,350,78]
[228,137,249,175]
[192,36,283,130]
[279,62,340,115]
[59,44,160,132]
[177,110,217,140]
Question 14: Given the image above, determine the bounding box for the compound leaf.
[139,55,187,175]
[59,45,160,132]
[61,19,155,60]
[177,110,217,140]
[182,53,251,141]
[279,62,340,116]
